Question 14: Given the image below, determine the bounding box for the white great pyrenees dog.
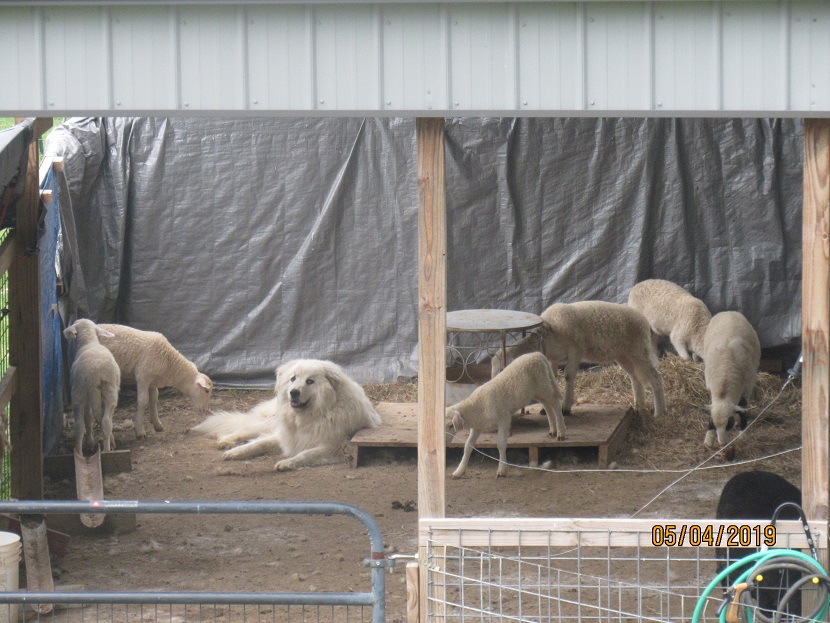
[192,359,382,471]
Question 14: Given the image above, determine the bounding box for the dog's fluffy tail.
[191,398,278,439]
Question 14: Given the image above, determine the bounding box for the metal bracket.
[363,557,395,569]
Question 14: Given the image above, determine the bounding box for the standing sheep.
[492,302,666,418]
[98,324,213,440]
[702,311,761,448]
[64,319,120,455]
[627,279,711,361]
[446,352,565,478]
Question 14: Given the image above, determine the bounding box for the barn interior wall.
[46,117,804,386]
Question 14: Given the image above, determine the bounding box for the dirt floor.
[41,355,803,622]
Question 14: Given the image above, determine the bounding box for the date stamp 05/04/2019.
[651,524,777,547]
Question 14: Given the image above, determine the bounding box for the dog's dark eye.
[290,376,296,382]
[306,379,315,385]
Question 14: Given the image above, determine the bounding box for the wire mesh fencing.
[421,518,827,623]
[0,500,391,623]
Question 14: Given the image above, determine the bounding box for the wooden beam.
[9,119,47,500]
[416,117,446,522]
[421,518,827,549]
[406,562,420,623]
[802,118,830,529]
[38,157,63,186]
[15,117,52,141]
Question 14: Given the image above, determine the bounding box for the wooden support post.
[802,118,830,523]
[417,117,447,623]
[406,561,420,623]
[802,119,830,586]
[9,117,51,500]
[416,117,447,521]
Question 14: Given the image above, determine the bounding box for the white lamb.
[702,311,761,448]
[446,352,565,478]
[97,324,213,439]
[492,301,666,418]
[627,279,711,362]
[64,319,120,455]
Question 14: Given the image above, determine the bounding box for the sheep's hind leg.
[617,358,647,414]
[562,359,579,415]
[670,331,692,360]
[73,404,86,456]
[102,392,117,452]
[149,387,164,432]
[540,394,566,440]
[134,382,150,439]
[495,425,509,478]
[452,430,480,479]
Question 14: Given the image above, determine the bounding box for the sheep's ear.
[63,325,77,340]
[445,408,463,432]
[196,374,212,391]
[96,327,115,339]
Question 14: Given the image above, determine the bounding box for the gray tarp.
[45,118,803,386]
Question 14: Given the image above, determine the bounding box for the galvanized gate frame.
[0,499,390,623]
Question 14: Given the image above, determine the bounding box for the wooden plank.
[38,156,64,186]
[351,403,632,465]
[416,117,446,521]
[0,231,18,276]
[406,562,419,623]
[600,406,635,467]
[15,117,53,141]
[9,119,46,500]
[802,119,830,526]
[421,518,828,549]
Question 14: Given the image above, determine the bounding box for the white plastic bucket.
[0,531,21,623]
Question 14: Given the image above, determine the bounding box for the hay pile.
[559,355,801,480]
[366,354,803,482]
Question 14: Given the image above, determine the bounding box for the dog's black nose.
[290,389,300,400]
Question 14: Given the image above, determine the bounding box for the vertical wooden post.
[9,118,51,500]
[405,561,420,623]
[416,117,447,520]
[416,117,447,623]
[802,119,830,540]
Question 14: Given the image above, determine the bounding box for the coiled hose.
[692,549,830,623]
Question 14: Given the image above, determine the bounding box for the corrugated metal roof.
[2,1,828,116]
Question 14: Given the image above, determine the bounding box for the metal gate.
[0,499,390,623]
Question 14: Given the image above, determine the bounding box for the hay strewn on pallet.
[365,355,803,482]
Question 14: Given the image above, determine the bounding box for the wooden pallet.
[350,402,635,468]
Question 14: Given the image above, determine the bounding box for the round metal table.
[445,309,544,385]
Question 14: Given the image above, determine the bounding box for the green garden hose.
[693,549,830,623]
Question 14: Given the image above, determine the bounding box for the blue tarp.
[40,168,63,455]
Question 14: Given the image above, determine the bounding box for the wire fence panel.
[0,500,390,623]
[421,518,827,623]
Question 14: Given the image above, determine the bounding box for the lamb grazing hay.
[572,355,801,472]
